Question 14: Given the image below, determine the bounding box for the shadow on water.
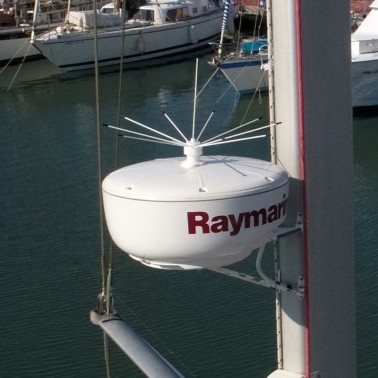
[0,49,217,91]
[0,59,64,90]
[353,105,378,118]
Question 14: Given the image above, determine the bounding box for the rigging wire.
[235,2,242,52]
[239,70,267,125]
[6,43,33,91]
[0,38,30,76]
[196,66,220,98]
[115,0,128,164]
[112,291,198,378]
[92,1,112,377]
[92,0,107,312]
[102,0,129,323]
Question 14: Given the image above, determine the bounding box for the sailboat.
[0,0,102,65]
[31,0,238,72]
[208,0,269,94]
[209,36,269,93]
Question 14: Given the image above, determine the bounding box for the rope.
[92,0,107,312]
[92,2,112,377]
[0,38,30,76]
[102,0,129,320]
[238,70,267,125]
[6,43,33,91]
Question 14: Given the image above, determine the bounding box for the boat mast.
[217,0,231,59]
[66,0,73,29]
[31,0,41,40]
[268,0,356,377]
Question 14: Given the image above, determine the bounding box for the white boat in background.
[0,26,41,65]
[32,0,237,72]
[351,0,378,108]
[209,37,268,94]
[0,0,100,65]
[0,0,45,64]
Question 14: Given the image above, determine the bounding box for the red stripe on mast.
[294,1,310,377]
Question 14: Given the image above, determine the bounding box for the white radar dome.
[102,155,289,270]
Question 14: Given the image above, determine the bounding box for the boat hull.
[352,54,378,107]
[219,57,269,94]
[33,11,225,71]
[218,52,378,107]
[0,30,42,65]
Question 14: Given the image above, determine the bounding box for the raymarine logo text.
[187,199,287,236]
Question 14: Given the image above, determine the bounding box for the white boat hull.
[350,0,378,108]
[218,51,378,108]
[219,57,268,94]
[33,11,225,71]
[0,35,41,64]
[352,56,378,108]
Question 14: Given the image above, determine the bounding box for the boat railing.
[210,39,269,61]
[15,0,110,27]
[258,44,268,61]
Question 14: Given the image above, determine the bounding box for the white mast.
[268,0,356,377]
[66,0,73,29]
[31,0,41,40]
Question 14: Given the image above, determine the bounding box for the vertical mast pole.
[31,0,41,40]
[217,0,231,59]
[266,0,283,370]
[267,0,275,163]
[268,0,356,377]
[66,0,73,29]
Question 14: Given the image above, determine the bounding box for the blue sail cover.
[241,38,268,54]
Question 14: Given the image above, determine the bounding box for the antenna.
[103,60,280,168]
[192,58,199,139]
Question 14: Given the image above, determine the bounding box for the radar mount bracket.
[209,213,305,300]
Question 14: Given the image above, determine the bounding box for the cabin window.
[134,9,154,22]
[166,7,189,22]
[193,7,198,14]
[102,6,116,14]
[202,6,208,12]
